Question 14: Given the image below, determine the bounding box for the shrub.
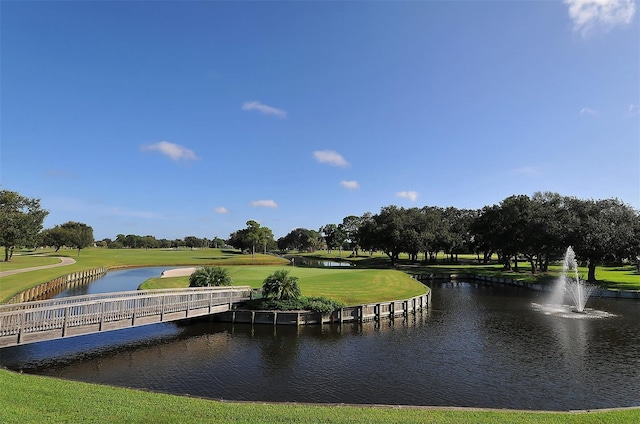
[261,269,300,301]
[244,296,344,313]
[189,266,232,287]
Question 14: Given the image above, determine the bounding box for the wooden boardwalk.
[0,286,252,348]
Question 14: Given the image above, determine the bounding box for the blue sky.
[2,0,638,241]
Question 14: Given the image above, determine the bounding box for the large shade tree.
[565,197,639,281]
[227,221,275,256]
[0,189,48,261]
[59,221,94,257]
[277,228,322,252]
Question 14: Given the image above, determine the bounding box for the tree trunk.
[588,261,597,282]
[4,246,9,262]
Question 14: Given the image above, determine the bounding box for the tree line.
[267,192,639,281]
[3,187,639,281]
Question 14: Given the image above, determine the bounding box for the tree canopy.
[0,189,48,261]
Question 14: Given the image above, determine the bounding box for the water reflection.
[54,267,182,297]
[286,256,353,267]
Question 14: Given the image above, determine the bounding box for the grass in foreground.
[1,369,638,424]
[140,266,426,305]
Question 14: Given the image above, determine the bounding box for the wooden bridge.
[0,286,252,348]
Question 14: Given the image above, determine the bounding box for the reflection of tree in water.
[254,325,301,370]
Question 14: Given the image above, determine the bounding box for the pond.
[1,269,639,411]
[285,256,353,268]
[53,267,173,297]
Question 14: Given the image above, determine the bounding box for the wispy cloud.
[213,207,229,214]
[141,141,199,161]
[629,104,640,116]
[580,107,598,116]
[250,200,278,208]
[242,100,287,118]
[105,206,164,219]
[313,150,350,168]
[340,180,360,190]
[45,169,78,179]
[565,0,636,36]
[513,166,541,176]
[396,191,419,202]
[46,196,162,219]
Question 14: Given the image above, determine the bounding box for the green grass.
[0,254,62,271]
[0,248,288,303]
[300,250,640,290]
[1,369,638,424]
[140,266,426,305]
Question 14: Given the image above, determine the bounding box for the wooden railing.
[0,286,251,348]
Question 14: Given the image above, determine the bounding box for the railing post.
[99,301,104,331]
[62,306,70,337]
[160,295,165,321]
[16,311,24,344]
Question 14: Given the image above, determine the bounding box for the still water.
[1,272,639,410]
[53,267,177,297]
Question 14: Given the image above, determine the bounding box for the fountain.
[552,246,596,312]
[533,247,611,319]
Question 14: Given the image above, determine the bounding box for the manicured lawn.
[0,248,288,303]
[1,369,638,424]
[298,250,640,290]
[0,254,62,272]
[140,266,427,305]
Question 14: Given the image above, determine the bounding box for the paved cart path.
[0,257,77,278]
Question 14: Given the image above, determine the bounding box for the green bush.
[189,266,232,287]
[261,269,301,300]
[244,296,344,313]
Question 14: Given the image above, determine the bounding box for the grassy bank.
[140,266,426,305]
[1,369,638,423]
[294,251,640,290]
[0,248,288,303]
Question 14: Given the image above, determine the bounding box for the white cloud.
[629,104,640,115]
[313,150,350,168]
[213,207,229,214]
[580,107,598,116]
[242,100,287,118]
[141,141,199,161]
[106,206,164,219]
[250,200,278,208]
[565,0,636,36]
[396,191,419,202]
[45,169,78,179]
[513,166,541,175]
[340,180,360,190]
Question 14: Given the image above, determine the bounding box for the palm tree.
[261,269,300,301]
[189,266,232,287]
